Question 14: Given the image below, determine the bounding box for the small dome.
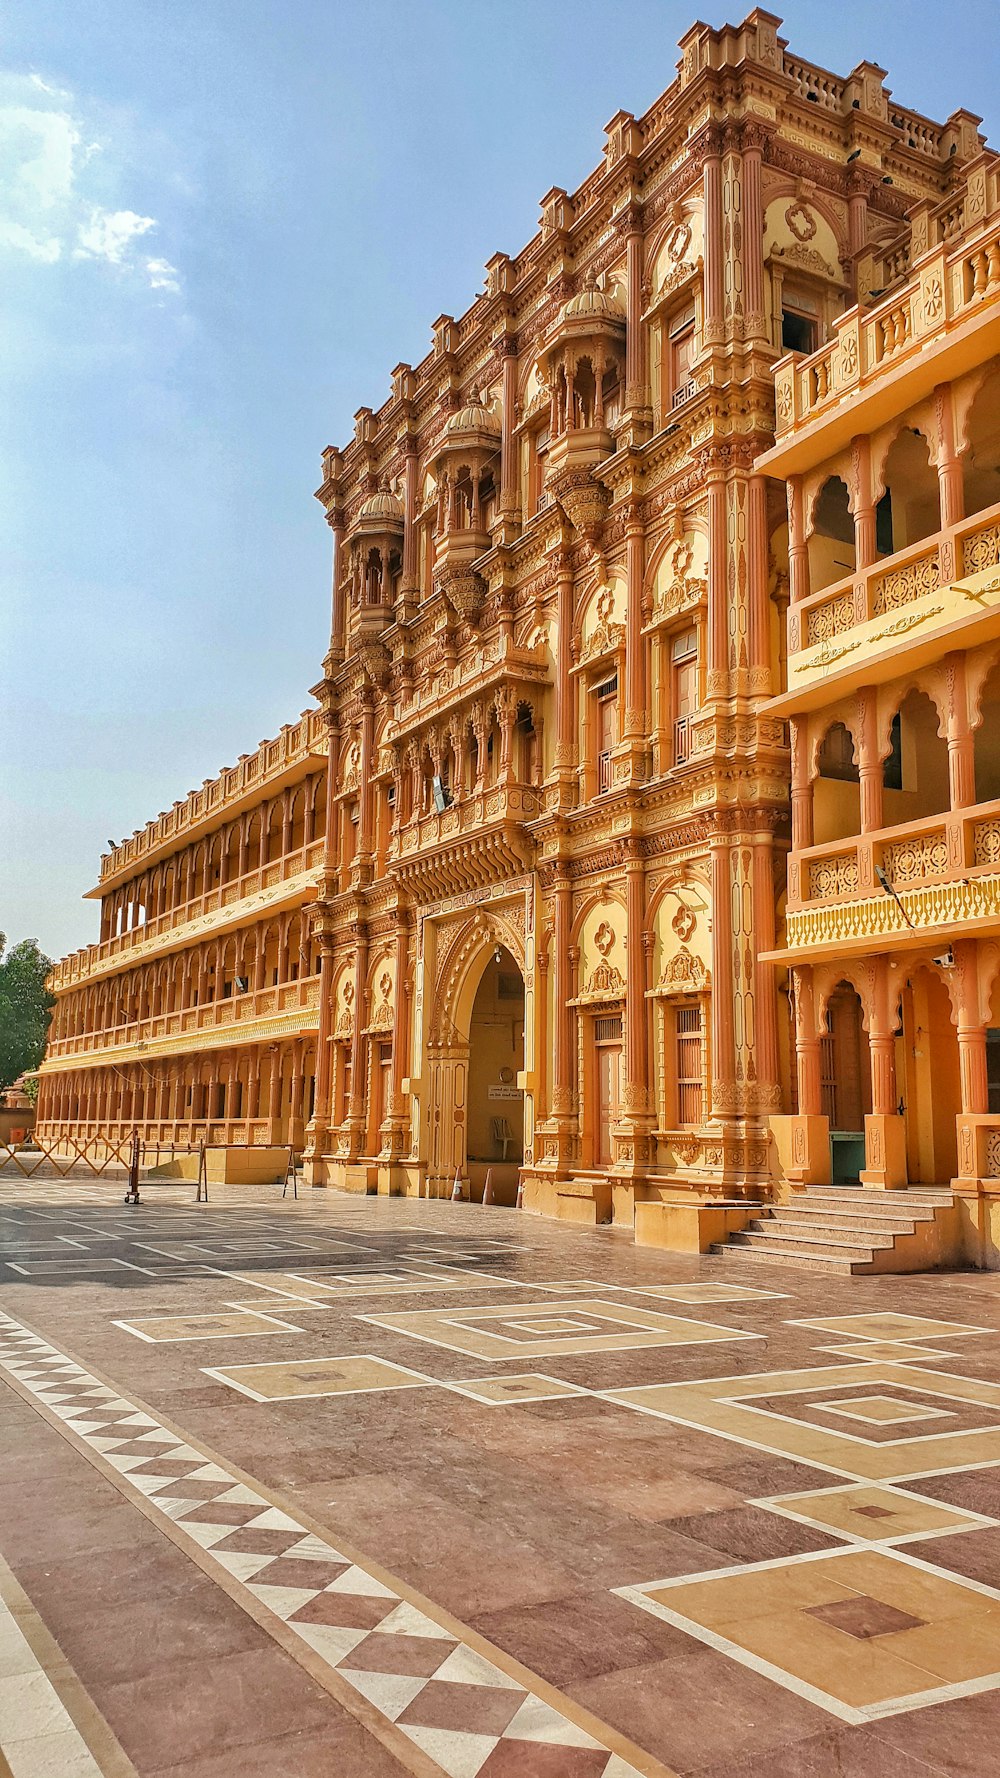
[563,272,625,322]
[445,388,501,438]
[356,478,404,525]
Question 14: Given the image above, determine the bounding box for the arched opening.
[515,703,537,784]
[466,946,525,1203]
[975,663,1000,804]
[807,476,855,592]
[814,721,860,844]
[877,428,940,554]
[963,365,1000,518]
[883,689,949,821]
[899,965,960,1183]
[821,983,870,1184]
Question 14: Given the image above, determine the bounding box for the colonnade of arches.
[36,1039,318,1149]
[101,771,326,942]
[792,649,1000,856]
[50,908,318,1049]
[789,938,1000,1187]
[785,361,1000,611]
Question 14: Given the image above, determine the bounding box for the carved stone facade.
[34,12,1000,1247]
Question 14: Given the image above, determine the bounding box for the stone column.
[747,473,771,688]
[706,455,729,696]
[552,876,574,1124]
[327,509,346,664]
[857,690,883,834]
[709,823,736,1119]
[346,922,370,1158]
[787,475,809,606]
[955,939,989,1115]
[623,506,647,746]
[936,382,965,529]
[946,653,976,809]
[551,550,576,806]
[751,827,780,1110]
[623,205,651,433]
[852,435,877,570]
[862,957,907,1188]
[701,128,725,346]
[790,719,813,852]
[499,335,520,520]
[741,124,768,341]
[622,844,651,1151]
[307,932,337,1162]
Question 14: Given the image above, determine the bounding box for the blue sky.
[3,1,998,961]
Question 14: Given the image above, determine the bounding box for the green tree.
[0,936,54,1089]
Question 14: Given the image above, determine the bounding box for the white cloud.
[145,255,181,293]
[75,207,155,264]
[0,72,181,296]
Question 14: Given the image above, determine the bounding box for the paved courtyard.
[2,1174,1000,1776]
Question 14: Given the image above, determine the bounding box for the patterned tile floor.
[4,1169,1000,1773]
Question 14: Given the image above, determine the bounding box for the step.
[798,1197,940,1223]
[729,1231,885,1264]
[770,1209,923,1238]
[802,1189,953,1212]
[751,1216,902,1249]
[711,1242,862,1276]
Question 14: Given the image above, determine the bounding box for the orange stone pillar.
[862,958,907,1188]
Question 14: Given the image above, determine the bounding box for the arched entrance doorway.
[423,922,527,1201]
[467,947,525,1204]
[899,965,960,1184]
[821,982,870,1183]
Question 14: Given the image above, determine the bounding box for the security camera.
[932,948,955,969]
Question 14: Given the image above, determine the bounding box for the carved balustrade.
[50,840,325,991]
[44,975,321,1066]
[95,710,325,889]
[789,797,1000,914]
[791,498,1000,659]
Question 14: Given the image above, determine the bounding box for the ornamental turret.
[346,478,404,644]
[430,391,501,620]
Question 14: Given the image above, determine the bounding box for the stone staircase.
[711,1186,961,1275]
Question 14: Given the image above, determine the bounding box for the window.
[595,675,618,794]
[675,1005,703,1126]
[782,306,817,354]
[671,629,698,764]
[669,307,696,408]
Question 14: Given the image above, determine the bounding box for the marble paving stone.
[113,1309,304,1342]
[202,1354,436,1400]
[756,1483,996,1546]
[0,1308,649,1778]
[617,1547,1000,1721]
[363,1297,764,1360]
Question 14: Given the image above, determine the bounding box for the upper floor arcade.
[50,715,328,995]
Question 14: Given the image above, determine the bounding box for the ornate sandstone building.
[35,12,1000,1260]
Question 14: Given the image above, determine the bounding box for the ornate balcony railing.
[788,797,1000,915]
[96,709,326,889]
[389,782,539,896]
[789,499,1000,660]
[772,213,1000,441]
[44,976,321,1066]
[50,841,324,992]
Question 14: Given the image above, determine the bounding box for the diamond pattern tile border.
[0,1310,658,1778]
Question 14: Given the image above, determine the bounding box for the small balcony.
[773,499,1000,711]
[762,211,1000,474]
[390,782,540,897]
